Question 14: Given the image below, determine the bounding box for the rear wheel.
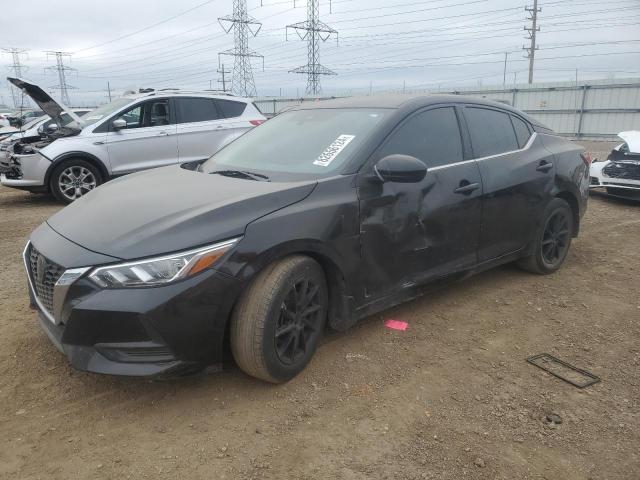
[517,198,573,275]
[230,255,328,383]
[50,159,102,204]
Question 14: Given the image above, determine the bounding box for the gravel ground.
[0,169,639,479]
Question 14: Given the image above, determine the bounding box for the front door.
[357,106,483,299]
[106,99,178,174]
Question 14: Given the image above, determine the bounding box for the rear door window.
[510,115,532,148]
[465,107,519,158]
[377,106,464,168]
[216,99,247,118]
[175,98,220,123]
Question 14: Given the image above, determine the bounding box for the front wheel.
[517,198,574,275]
[50,159,102,204]
[230,255,328,383]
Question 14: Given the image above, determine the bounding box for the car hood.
[0,125,20,135]
[7,77,82,126]
[46,165,317,260]
[618,131,640,155]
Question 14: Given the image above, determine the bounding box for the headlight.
[88,238,240,288]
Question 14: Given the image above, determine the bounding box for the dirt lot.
[1,166,639,479]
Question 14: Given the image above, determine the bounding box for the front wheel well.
[555,191,580,237]
[45,154,109,189]
[228,250,353,339]
[300,251,353,332]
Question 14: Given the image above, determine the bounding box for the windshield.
[22,115,48,130]
[67,97,133,129]
[200,108,389,179]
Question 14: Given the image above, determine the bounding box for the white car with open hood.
[590,131,640,200]
[1,77,265,203]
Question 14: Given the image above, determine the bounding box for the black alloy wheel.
[517,197,574,275]
[230,255,328,383]
[540,210,571,268]
[275,277,323,365]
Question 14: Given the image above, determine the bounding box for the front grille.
[603,161,640,180]
[28,246,65,316]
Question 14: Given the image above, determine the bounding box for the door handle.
[215,125,224,129]
[157,131,170,136]
[536,161,553,172]
[454,181,480,195]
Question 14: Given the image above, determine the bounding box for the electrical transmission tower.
[218,0,263,97]
[287,0,337,96]
[523,0,540,84]
[2,47,29,108]
[45,51,76,105]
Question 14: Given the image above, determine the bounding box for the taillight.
[580,152,593,166]
[249,119,265,126]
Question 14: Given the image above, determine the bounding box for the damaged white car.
[2,77,265,203]
[590,131,640,200]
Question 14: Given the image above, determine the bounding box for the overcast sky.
[2,0,639,107]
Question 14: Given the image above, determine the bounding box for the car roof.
[121,90,253,103]
[292,93,547,129]
[294,94,517,111]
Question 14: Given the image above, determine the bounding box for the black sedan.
[24,95,590,382]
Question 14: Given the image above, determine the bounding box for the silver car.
[2,77,266,203]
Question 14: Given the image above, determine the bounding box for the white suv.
[2,77,266,203]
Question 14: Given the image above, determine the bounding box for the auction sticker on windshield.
[313,134,355,167]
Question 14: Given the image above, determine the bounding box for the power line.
[74,0,218,54]
[219,0,263,96]
[287,0,338,95]
[524,0,541,83]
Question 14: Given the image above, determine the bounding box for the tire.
[230,255,328,383]
[517,198,574,275]
[49,159,102,204]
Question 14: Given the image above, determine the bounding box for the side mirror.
[112,118,127,130]
[373,154,427,183]
[46,123,59,133]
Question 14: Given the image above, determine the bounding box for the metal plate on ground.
[527,353,601,388]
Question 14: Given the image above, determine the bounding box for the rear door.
[105,99,178,174]
[357,105,483,298]
[462,106,555,262]
[174,97,236,163]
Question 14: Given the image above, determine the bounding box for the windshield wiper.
[210,169,270,181]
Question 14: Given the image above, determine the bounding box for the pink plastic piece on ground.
[384,319,408,331]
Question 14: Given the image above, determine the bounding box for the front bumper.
[25,232,243,377]
[0,151,48,188]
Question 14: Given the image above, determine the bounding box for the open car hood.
[618,131,640,155]
[7,77,82,126]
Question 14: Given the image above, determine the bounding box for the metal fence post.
[576,85,588,138]
[273,99,277,115]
